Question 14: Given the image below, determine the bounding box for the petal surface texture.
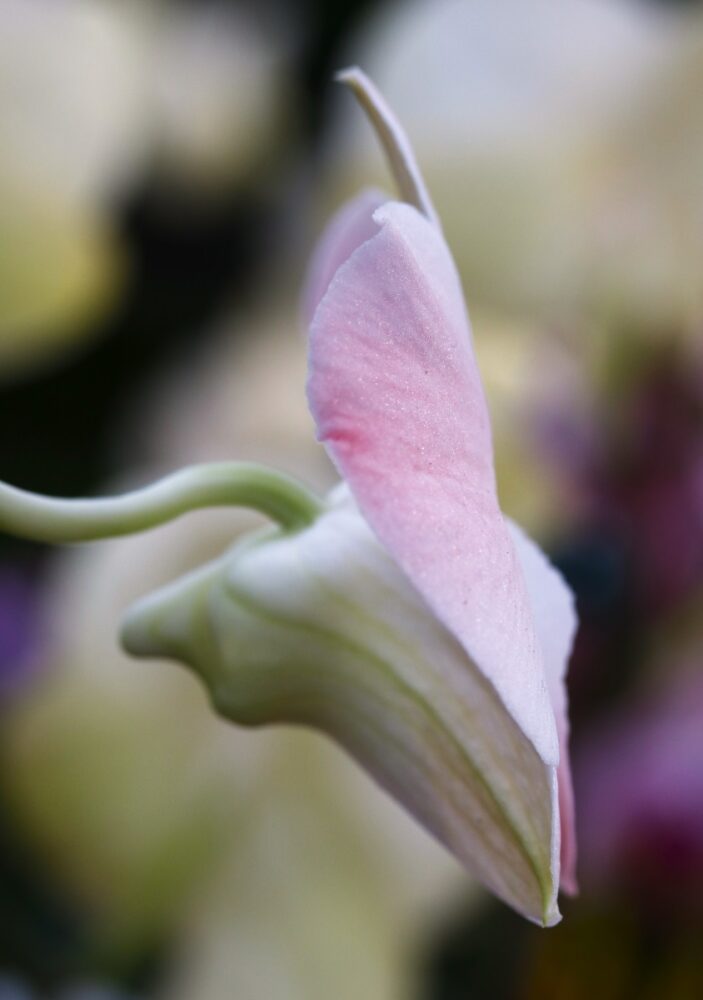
[302,187,387,325]
[308,200,559,766]
[121,490,560,924]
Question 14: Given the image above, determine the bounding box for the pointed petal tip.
[334,65,365,87]
[560,872,579,897]
[542,904,562,929]
[519,885,560,928]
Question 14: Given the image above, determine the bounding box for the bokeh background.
[1,0,703,997]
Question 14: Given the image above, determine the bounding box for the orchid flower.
[0,69,577,925]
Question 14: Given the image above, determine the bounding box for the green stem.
[0,463,324,543]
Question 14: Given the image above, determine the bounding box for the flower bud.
[122,487,564,925]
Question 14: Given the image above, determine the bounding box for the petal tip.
[542,905,562,929]
[334,65,366,88]
[560,872,579,897]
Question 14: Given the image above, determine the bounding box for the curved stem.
[0,463,324,543]
[337,66,440,229]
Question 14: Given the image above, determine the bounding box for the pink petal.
[302,188,388,325]
[308,200,559,767]
[508,520,578,894]
[556,741,578,894]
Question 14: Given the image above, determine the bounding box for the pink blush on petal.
[308,200,560,768]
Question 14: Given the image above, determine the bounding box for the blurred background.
[1,0,703,996]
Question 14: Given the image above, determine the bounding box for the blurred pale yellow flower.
[0,175,124,372]
[0,0,145,373]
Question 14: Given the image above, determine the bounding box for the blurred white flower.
[0,0,148,205]
[148,2,294,192]
[327,0,701,330]
[0,0,294,372]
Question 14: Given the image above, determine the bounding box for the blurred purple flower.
[577,667,703,912]
[538,351,703,616]
[0,564,42,699]
[596,361,703,614]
